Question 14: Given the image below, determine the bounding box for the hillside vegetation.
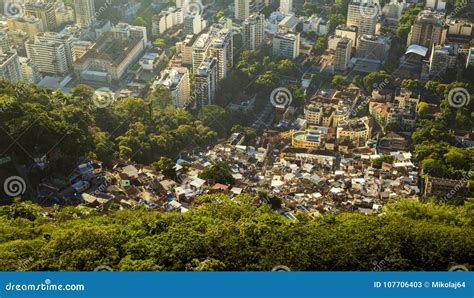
[0,195,472,271]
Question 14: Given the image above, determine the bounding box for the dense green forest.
[0,196,472,271]
[0,80,223,168]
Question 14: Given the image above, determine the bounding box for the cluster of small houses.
[36,128,429,219]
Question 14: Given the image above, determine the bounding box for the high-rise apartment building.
[429,44,458,77]
[0,51,23,82]
[19,57,42,84]
[0,32,10,53]
[175,35,197,65]
[194,57,218,107]
[26,35,70,76]
[335,25,358,48]
[155,67,191,108]
[24,1,57,32]
[152,7,184,35]
[184,14,206,35]
[192,33,212,72]
[346,1,379,36]
[235,0,253,21]
[74,0,96,28]
[33,32,75,70]
[467,47,474,68]
[272,32,300,59]
[235,0,270,20]
[425,0,446,11]
[209,29,233,80]
[280,0,293,14]
[335,38,352,71]
[356,34,390,62]
[242,13,265,50]
[407,10,447,49]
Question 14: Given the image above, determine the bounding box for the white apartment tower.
[26,37,70,76]
[0,32,10,53]
[280,0,293,14]
[156,67,191,108]
[74,0,96,28]
[192,33,212,73]
[346,1,379,36]
[0,52,23,82]
[209,29,233,80]
[242,13,265,50]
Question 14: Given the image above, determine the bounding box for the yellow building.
[336,117,372,142]
[292,129,325,149]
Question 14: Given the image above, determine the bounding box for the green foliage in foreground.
[0,197,472,271]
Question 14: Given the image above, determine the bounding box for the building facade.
[24,1,57,32]
[335,38,352,71]
[407,10,447,49]
[242,13,265,50]
[272,32,300,59]
[194,57,218,107]
[74,0,96,28]
[0,51,23,82]
[346,1,379,36]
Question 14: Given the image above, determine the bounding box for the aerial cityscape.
[0,0,472,272]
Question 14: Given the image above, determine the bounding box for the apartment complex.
[356,34,390,62]
[335,38,352,71]
[0,51,23,82]
[194,57,218,107]
[335,25,358,47]
[25,33,73,76]
[24,1,57,32]
[429,44,458,76]
[407,10,447,49]
[74,0,96,28]
[235,0,270,21]
[272,32,300,59]
[152,7,183,35]
[242,13,265,50]
[184,14,206,35]
[280,0,293,14]
[209,29,233,80]
[346,1,379,35]
[19,56,42,84]
[155,67,191,108]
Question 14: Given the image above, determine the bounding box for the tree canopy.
[0,198,472,271]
